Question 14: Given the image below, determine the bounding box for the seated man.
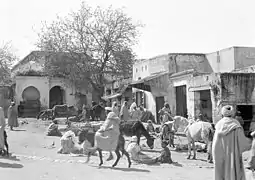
[46,120,62,137]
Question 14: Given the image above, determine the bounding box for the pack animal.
[37,109,54,120]
[79,129,131,168]
[52,104,78,121]
[172,116,214,163]
[119,120,155,149]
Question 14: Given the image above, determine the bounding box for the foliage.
[16,69,46,77]
[0,42,18,84]
[36,2,143,97]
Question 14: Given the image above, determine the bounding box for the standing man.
[212,105,251,180]
[8,101,19,131]
[0,107,5,151]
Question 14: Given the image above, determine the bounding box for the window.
[145,65,147,71]
[136,68,138,72]
[142,66,144,72]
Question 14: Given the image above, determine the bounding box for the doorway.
[156,96,165,124]
[236,105,253,133]
[49,86,65,109]
[175,85,187,118]
[199,90,212,122]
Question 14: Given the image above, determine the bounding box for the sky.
[1,0,255,61]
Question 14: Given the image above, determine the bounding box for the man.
[158,103,172,124]
[0,107,5,151]
[212,105,251,180]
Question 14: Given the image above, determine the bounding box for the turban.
[221,105,234,117]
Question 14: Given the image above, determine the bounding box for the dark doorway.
[199,90,212,122]
[156,96,165,124]
[236,105,253,133]
[176,85,187,118]
[49,86,64,109]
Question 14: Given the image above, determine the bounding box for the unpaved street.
[0,118,253,180]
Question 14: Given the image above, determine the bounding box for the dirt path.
[0,118,253,180]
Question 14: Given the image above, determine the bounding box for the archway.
[22,86,40,101]
[49,86,65,108]
[20,86,41,117]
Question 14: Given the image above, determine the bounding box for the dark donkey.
[119,120,155,149]
[79,129,131,168]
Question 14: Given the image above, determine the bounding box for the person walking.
[212,105,252,180]
[119,101,130,121]
[8,101,19,131]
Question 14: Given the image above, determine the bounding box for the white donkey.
[172,116,214,163]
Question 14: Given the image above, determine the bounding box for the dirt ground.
[0,118,254,180]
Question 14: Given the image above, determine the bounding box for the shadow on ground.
[0,162,23,169]
[96,165,150,172]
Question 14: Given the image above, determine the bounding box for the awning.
[130,71,169,91]
[102,93,122,100]
[101,85,130,100]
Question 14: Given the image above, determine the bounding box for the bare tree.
[36,2,143,99]
[0,42,17,84]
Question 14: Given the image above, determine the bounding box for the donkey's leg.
[122,149,132,168]
[112,150,121,167]
[187,141,192,159]
[192,141,196,159]
[106,151,113,161]
[136,134,141,145]
[207,141,213,163]
[98,149,103,166]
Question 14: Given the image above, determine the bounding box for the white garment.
[126,142,141,161]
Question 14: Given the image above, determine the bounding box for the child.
[155,140,173,164]
[126,136,141,161]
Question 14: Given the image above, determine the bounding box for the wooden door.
[176,85,187,118]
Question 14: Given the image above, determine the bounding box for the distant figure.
[235,111,244,127]
[247,131,255,170]
[120,101,130,121]
[82,104,87,120]
[196,113,203,122]
[146,120,155,134]
[159,103,172,124]
[8,102,19,131]
[112,101,119,117]
[0,107,6,151]
[129,103,141,121]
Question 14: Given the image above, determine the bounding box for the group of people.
[105,101,144,121]
[0,101,19,154]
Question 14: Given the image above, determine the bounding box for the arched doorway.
[49,86,65,108]
[22,86,40,101]
[20,86,41,117]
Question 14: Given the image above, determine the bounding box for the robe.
[212,117,251,180]
[8,105,18,127]
[94,112,120,151]
[120,105,130,121]
[0,108,5,149]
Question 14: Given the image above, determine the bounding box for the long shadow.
[93,165,150,172]
[172,162,183,167]
[0,162,23,169]
[0,154,20,161]
[12,129,26,132]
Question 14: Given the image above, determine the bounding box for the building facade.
[12,51,92,117]
[131,46,255,124]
